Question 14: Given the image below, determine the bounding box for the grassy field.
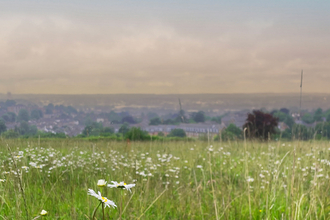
[0,139,329,219]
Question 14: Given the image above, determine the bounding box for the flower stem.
[119,190,123,220]
[92,201,102,220]
[102,202,105,220]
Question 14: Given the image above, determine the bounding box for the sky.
[0,0,330,94]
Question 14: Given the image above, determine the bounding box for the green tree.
[1,114,9,122]
[0,120,7,134]
[65,106,78,114]
[5,100,16,107]
[2,129,19,138]
[7,112,16,122]
[158,131,165,137]
[18,121,37,136]
[18,121,30,135]
[121,116,136,124]
[103,127,114,133]
[107,111,122,123]
[313,108,323,122]
[82,122,103,136]
[226,123,242,137]
[211,116,222,124]
[100,127,114,137]
[45,103,54,114]
[119,123,130,135]
[281,128,292,140]
[84,117,94,126]
[214,124,242,141]
[283,115,295,128]
[280,108,290,114]
[30,109,43,120]
[125,127,150,141]
[273,111,287,122]
[302,113,314,124]
[190,111,205,123]
[273,110,295,129]
[29,125,38,136]
[17,109,30,122]
[149,117,162,125]
[168,128,186,137]
[314,122,330,139]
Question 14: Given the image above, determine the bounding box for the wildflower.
[0,179,5,182]
[107,181,135,192]
[247,177,254,183]
[196,165,202,169]
[88,189,116,209]
[40,210,48,216]
[97,179,107,187]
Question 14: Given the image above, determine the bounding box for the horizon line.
[2,92,330,96]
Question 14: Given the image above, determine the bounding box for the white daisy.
[247,177,254,183]
[107,181,135,192]
[88,189,116,209]
[97,179,107,187]
[40,210,48,216]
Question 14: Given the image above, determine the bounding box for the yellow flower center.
[102,197,107,202]
[116,183,126,189]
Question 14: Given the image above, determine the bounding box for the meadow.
[0,139,330,219]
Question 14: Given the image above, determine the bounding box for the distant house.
[140,122,226,138]
[7,104,26,114]
[294,120,316,128]
[278,122,289,131]
[96,118,105,123]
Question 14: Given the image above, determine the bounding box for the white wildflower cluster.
[3,140,330,218]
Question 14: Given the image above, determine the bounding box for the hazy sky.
[1,0,330,94]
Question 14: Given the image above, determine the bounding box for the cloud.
[0,2,329,94]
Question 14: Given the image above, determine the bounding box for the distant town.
[0,96,328,140]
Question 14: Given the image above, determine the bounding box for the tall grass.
[0,139,329,219]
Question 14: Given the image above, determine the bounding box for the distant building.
[278,122,289,131]
[140,122,226,138]
[294,120,316,128]
[7,104,26,114]
[96,118,105,123]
